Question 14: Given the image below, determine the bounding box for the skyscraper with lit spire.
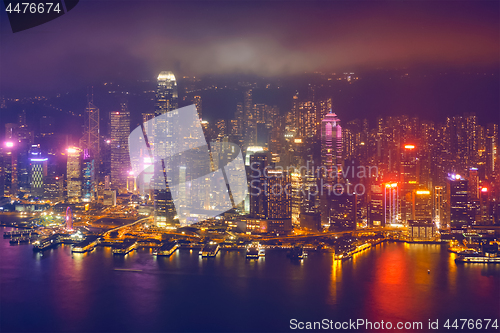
[153,71,178,227]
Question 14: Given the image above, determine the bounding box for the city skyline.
[0,1,499,332]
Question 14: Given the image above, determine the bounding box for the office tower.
[414,189,432,221]
[29,145,47,198]
[253,103,266,124]
[300,101,316,138]
[330,191,357,230]
[110,111,130,189]
[249,153,268,218]
[485,123,498,178]
[215,119,226,142]
[2,141,17,196]
[478,186,492,225]
[243,89,256,148]
[433,186,444,228]
[265,169,291,219]
[43,175,63,201]
[67,147,82,202]
[369,183,384,226]
[468,167,479,201]
[82,97,100,176]
[290,172,302,226]
[82,149,96,202]
[400,144,418,223]
[384,183,399,225]
[448,174,469,231]
[193,95,202,119]
[316,97,332,133]
[320,111,342,181]
[153,71,178,227]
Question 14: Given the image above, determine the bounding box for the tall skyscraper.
[321,111,342,181]
[67,147,82,202]
[82,97,100,176]
[82,149,96,202]
[384,183,399,225]
[265,169,291,219]
[153,71,178,227]
[448,174,469,231]
[193,95,202,119]
[110,111,130,190]
[249,153,268,218]
[29,145,47,198]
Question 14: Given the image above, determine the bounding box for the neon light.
[5,142,13,148]
[481,187,488,192]
[30,158,48,162]
[416,190,430,195]
[404,145,415,149]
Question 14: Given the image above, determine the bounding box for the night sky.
[0,0,498,95]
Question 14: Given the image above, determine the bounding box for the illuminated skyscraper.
[321,111,342,181]
[82,97,100,179]
[448,175,469,231]
[193,95,202,119]
[485,123,498,178]
[67,147,82,202]
[110,111,130,189]
[82,149,96,202]
[249,153,268,218]
[384,183,399,225]
[433,186,444,228]
[265,169,291,219]
[478,186,492,225]
[153,71,178,227]
[414,189,432,221]
[369,183,384,227]
[29,145,47,198]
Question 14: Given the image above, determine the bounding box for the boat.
[246,242,264,259]
[334,252,352,261]
[153,241,179,256]
[289,245,306,259]
[201,242,219,257]
[455,255,500,264]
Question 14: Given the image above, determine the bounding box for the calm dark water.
[1,226,499,333]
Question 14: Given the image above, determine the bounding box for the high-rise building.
[82,149,96,202]
[193,95,202,119]
[478,186,493,225]
[414,189,432,221]
[485,123,498,178]
[153,71,178,227]
[384,183,399,225]
[448,174,469,231]
[320,111,342,181]
[249,153,268,218]
[433,186,444,228]
[67,147,82,202]
[265,169,291,219]
[110,111,130,189]
[2,141,17,196]
[369,183,384,226]
[29,145,47,198]
[82,98,100,178]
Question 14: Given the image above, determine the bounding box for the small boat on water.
[288,245,306,259]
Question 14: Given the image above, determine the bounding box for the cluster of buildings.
[0,71,498,237]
